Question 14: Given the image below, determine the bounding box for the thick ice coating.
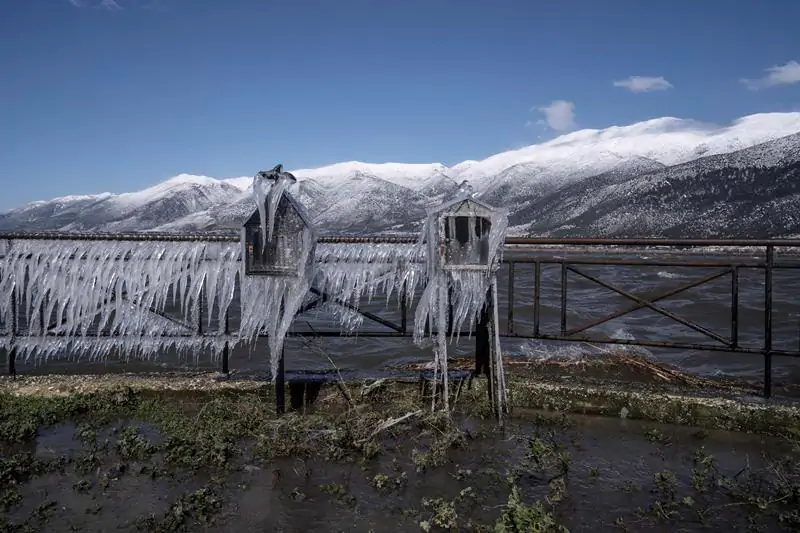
[239,226,315,380]
[312,242,424,333]
[0,234,314,380]
[412,186,509,413]
[0,239,240,365]
[253,166,299,246]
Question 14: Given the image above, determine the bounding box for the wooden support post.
[474,286,492,404]
[9,290,17,377]
[276,346,286,415]
[221,308,230,375]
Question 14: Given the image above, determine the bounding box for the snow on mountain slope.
[532,133,800,238]
[291,161,449,190]
[452,112,800,189]
[2,111,800,236]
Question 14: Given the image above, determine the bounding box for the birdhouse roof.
[425,195,498,217]
[243,190,314,229]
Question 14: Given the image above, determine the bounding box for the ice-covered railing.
[0,239,240,364]
[0,236,422,368]
[312,242,425,333]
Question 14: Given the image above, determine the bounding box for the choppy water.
[4,249,800,383]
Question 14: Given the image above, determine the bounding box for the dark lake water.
[3,247,800,383]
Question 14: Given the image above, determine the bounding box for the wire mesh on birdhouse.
[242,190,316,276]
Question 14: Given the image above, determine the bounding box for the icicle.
[311,242,424,331]
[436,275,449,413]
[0,238,241,365]
[253,174,272,254]
[266,175,295,244]
[252,165,299,249]
[456,179,474,198]
[238,223,315,381]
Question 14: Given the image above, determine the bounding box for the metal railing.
[1,232,799,403]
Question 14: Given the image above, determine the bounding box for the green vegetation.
[0,375,798,532]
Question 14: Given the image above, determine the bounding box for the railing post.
[764,246,774,399]
[447,285,454,336]
[9,289,17,377]
[560,262,568,336]
[474,288,492,403]
[533,262,541,338]
[276,346,286,415]
[731,266,739,349]
[400,283,407,335]
[221,308,229,375]
[275,298,287,415]
[507,261,515,335]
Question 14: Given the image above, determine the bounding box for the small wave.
[657,271,683,279]
[517,332,653,361]
[518,341,587,361]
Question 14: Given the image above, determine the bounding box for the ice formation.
[1,170,508,414]
[246,167,316,380]
[0,239,240,365]
[253,165,298,246]
[239,224,315,380]
[312,242,424,332]
[412,183,509,413]
[0,231,317,377]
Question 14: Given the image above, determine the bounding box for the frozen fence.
[0,238,427,368]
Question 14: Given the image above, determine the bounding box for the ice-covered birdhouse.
[425,184,508,271]
[242,165,316,276]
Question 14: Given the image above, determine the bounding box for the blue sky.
[1,0,799,210]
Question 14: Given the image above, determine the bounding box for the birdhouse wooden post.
[416,184,509,422]
[240,164,318,417]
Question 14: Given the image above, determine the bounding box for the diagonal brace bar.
[116,291,196,332]
[308,287,404,333]
[296,297,323,316]
[567,266,732,347]
[566,268,732,336]
[44,287,197,334]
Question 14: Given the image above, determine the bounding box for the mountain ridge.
[3,112,800,238]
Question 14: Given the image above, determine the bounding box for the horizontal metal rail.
[3,231,800,248]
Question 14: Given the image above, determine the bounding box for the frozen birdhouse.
[425,183,507,271]
[242,165,317,276]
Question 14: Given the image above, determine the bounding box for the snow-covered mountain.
[2,112,800,237]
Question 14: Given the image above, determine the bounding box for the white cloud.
[741,61,800,90]
[68,0,122,9]
[613,76,673,93]
[533,100,576,132]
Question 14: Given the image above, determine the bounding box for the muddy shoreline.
[1,358,799,532]
[3,353,799,432]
